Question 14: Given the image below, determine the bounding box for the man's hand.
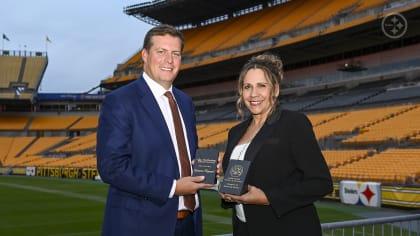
[175,176,214,196]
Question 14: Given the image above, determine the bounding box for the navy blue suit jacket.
[97,77,201,236]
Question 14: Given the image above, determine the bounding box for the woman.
[218,52,333,236]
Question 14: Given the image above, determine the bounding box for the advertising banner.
[340,180,381,207]
[24,166,99,180]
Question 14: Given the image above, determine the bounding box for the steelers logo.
[381,13,407,39]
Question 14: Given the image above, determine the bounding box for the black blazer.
[221,108,333,236]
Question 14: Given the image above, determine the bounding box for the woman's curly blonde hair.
[236,52,284,119]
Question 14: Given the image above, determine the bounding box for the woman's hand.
[220,185,269,205]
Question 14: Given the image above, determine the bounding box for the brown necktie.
[164,91,196,211]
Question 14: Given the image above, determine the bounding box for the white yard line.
[0,182,106,203]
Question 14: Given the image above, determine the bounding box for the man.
[97,24,214,236]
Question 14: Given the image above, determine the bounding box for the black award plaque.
[219,159,250,195]
[192,148,219,184]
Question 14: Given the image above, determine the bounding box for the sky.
[1,0,152,93]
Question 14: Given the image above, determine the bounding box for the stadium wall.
[327,182,420,209]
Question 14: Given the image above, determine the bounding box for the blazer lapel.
[245,108,283,163]
[134,78,175,155]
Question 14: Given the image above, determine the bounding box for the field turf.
[0,175,404,236]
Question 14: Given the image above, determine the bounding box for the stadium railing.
[321,213,420,236]
[217,214,420,236]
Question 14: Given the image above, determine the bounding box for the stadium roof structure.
[103,1,420,91]
[173,5,420,87]
[124,0,274,28]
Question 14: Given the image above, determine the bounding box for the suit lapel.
[134,78,176,155]
[245,108,283,163]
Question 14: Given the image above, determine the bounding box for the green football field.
[0,175,407,236]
